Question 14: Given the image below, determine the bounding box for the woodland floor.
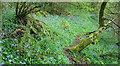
[1,8,118,64]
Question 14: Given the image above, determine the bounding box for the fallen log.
[66,26,106,52]
[63,19,114,64]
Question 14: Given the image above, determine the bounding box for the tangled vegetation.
[1,2,119,64]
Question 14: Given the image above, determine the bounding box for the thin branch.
[106,7,118,15]
[104,18,120,28]
[104,13,114,19]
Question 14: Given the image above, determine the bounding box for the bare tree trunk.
[99,2,107,28]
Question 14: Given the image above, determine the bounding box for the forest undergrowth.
[1,5,118,64]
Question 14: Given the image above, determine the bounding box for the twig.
[104,18,120,28]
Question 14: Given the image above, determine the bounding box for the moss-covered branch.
[69,26,106,52]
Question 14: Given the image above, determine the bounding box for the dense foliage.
[1,2,119,64]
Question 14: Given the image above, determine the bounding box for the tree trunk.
[99,2,107,28]
[62,1,113,64]
[63,1,109,63]
[64,1,108,52]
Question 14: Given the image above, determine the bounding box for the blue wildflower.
[17,56,19,58]
[7,55,9,58]
[9,60,12,62]
[26,51,28,53]
[17,50,19,52]
[15,44,17,46]
[14,39,17,41]
[17,53,19,55]
[11,44,14,46]
[16,24,18,27]
[1,62,5,65]
[0,41,3,44]
[90,50,92,53]
[25,45,29,48]
[10,55,13,58]
[5,28,7,31]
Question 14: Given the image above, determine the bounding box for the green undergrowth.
[1,5,118,64]
[76,28,118,64]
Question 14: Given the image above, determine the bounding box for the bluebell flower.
[9,29,13,33]
[33,45,35,46]
[46,48,49,51]
[45,61,50,63]
[44,59,46,61]
[63,50,65,53]
[15,32,17,35]
[26,51,28,53]
[1,62,5,65]
[7,55,9,58]
[10,55,13,58]
[68,61,70,64]
[15,44,17,46]
[37,50,39,52]
[0,41,3,44]
[42,61,44,64]
[48,44,51,46]
[10,19,13,22]
[50,57,53,60]
[17,50,19,52]
[17,56,19,58]
[9,59,12,62]
[25,45,29,48]
[14,57,17,60]
[14,39,17,41]
[24,59,27,61]
[44,36,46,38]
[5,28,7,31]
[21,62,26,64]
[0,54,2,56]
[16,24,18,27]
[90,50,92,53]
[17,53,19,55]
[11,44,14,46]
[2,33,5,37]
[35,35,38,37]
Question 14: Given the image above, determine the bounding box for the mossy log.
[66,26,107,52]
[63,1,109,63]
[65,18,114,53]
[63,26,108,64]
